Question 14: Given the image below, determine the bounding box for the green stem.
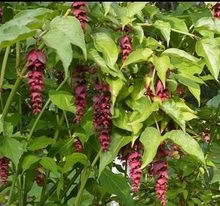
[2,66,27,135]
[63,111,71,137]
[28,77,67,140]
[54,113,65,140]
[7,168,18,205]
[17,175,24,206]
[75,149,102,206]
[0,46,10,92]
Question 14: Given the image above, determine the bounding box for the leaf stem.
[7,167,18,205]
[63,110,71,137]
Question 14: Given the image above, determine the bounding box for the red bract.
[72,1,88,31]
[128,149,142,193]
[35,168,45,187]
[73,137,83,152]
[27,49,46,115]
[214,3,220,19]
[73,65,88,124]
[0,157,9,185]
[155,80,169,101]
[93,83,112,151]
[120,35,133,62]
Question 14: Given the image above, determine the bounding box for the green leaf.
[63,153,89,173]
[161,100,185,131]
[164,130,205,164]
[99,134,132,177]
[140,127,165,169]
[154,20,171,47]
[195,38,220,80]
[43,16,86,76]
[207,91,220,109]
[102,2,112,16]
[28,136,55,151]
[22,155,40,173]
[132,25,144,44]
[40,157,59,177]
[107,78,124,109]
[0,136,24,167]
[162,48,200,63]
[121,48,153,68]
[127,3,146,17]
[49,90,75,113]
[93,32,118,68]
[161,16,188,33]
[174,73,201,105]
[152,55,171,88]
[100,169,134,206]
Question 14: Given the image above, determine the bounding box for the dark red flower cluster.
[93,84,112,151]
[202,128,211,144]
[72,2,88,31]
[151,145,169,206]
[0,157,9,185]
[145,79,169,102]
[73,137,83,152]
[214,3,220,19]
[128,143,143,193]
[27,49,47,115]
[120,35,133,62]
[35,168,45,187]
[152,160,168,206]
[0,7,3,24]
[73,65,88,124]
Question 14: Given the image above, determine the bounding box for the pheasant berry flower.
[120,35,133,62]
[0,157,9,185]
[35,167,45,187]
[27,49,47,115]
[73,137,83,152]
[73,65,88,124]
[93,83,112,151]
[72,1,88,31]
[214,3,220,19]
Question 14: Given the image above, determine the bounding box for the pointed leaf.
[162,48,200,63]
[49,90,75,113]
[161,100,185,131]
[93,32,118,68]
[100,169,134,206]
[121,48,153,68]
[196,38,220,80]
[28,136,55,151]
[22,155,40,173]
[164,130,205,164]
[0,136,24,167]
[40,157,59,177]
[154,20,171,47]
[63,153,89,173]
[140,127,165,169]
[127,3,146,17]
[99,134,132,177]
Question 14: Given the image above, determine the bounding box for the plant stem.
[7,168,18,205]
[63,110,71,137]
[28,77,67,140]
[75,149,102,206]
[0,46,10,92]
[54,113,65,140]
[2,66,27,135]
[17,175,24,206]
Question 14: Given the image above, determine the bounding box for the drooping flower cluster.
[73,137,83,152]
[27,49,47,115]
[120,35,133,62]
[73,65,88,124]
[0,157,9,185]
[35,167,45,187]
[71,2,88,31]
[128,143,143,193]
[214,3,220,19]
[151,145,169,206]
[93,83,112,151]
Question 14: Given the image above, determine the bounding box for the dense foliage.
[0,2,220,206]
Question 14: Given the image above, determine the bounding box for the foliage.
[0,2,219,206]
